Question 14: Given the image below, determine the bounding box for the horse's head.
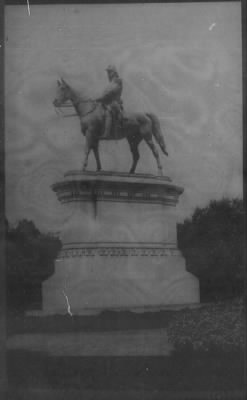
[53,78,71,107]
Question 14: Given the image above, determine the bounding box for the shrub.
[178,198,244,301]
[167,299,244,352]
[6,219,62,312]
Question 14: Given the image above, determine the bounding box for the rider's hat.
[106,65,118,74]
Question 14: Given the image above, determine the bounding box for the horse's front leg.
[127,137,141,174]
[93,143,102,172]
[82,137,91,171]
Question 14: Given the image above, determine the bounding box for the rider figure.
[95,65,123,139]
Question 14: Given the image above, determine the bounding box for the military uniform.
[96,65,123,139]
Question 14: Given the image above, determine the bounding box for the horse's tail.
[146,113,168,156]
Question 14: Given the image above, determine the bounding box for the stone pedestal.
[42,171,199,315]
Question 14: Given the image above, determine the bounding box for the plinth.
[42,171,199,314]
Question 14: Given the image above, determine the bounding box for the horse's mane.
[67,82,91,102]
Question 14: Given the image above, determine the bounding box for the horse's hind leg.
[127,137,141,174]
[144,137,163,176]
[93,143,102,172]
[82,135,91,171]
[82,149,90,171]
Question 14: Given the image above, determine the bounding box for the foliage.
[6,219,62,312]
[177,198,244,300]
[167,298,244,352]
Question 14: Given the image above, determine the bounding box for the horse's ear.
[57,79,61,86]
[61,77,67,86]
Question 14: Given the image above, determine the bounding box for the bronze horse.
[53,78,168,175]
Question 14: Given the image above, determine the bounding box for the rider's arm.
[96,82,120,103]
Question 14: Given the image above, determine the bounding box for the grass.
[7,309,175,335]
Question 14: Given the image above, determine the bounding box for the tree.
[6,219,62,312]
[177,198,244,301]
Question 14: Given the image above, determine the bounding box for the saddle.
[104,101,124,139]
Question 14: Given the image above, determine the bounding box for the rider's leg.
[102,109,112,139]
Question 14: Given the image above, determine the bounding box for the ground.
[6,298,245,399]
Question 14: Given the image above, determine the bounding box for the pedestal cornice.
[52,171,184,206]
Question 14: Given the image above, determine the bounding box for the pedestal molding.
[58,245,181,259]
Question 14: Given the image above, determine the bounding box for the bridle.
[54,93,99,118]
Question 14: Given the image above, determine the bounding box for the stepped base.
[42,247,199,315]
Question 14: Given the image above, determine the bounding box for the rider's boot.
[102,110,112,139]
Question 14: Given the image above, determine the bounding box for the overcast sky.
[5,2,242,232]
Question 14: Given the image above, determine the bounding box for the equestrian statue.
[53,65,168,175]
